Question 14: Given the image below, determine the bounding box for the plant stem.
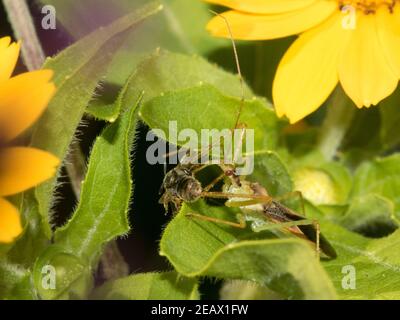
[318,86,356,160]
[3,0,45,70]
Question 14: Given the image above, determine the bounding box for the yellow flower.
[0,37,58,243]
[206,0,400,123]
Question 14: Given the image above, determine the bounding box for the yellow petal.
[377,7,400,78]
[273,13,349,123]
[339,13,398,108]
[0,197,22,243]
[0,69,56,142]
[206,1,337,40]
[0,37,20,84]
[205,0,317,14]
[0,147,59,196]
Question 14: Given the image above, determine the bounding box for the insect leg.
[186,212,246,229]
[314,220,321,258]
[225,197,273,208]
[203,172,226,192]
[202,191,271,201]
[252,219,320,258]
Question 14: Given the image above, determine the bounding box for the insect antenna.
[162,12,247,168]
[210,10,245,130]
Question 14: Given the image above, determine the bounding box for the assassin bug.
[158,12,336,259]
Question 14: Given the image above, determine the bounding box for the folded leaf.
[32,95,142,299]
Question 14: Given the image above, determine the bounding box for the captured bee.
[159,164,203,213]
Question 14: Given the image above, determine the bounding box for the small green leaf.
[91,272,199,300]
[160,201,336,299]
[29,2,162,234]
[339,195,398,237]
[32,246,92,300]
[140,84,278,152]
[351,154,400,219]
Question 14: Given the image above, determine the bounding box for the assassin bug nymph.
[158,12,337,259]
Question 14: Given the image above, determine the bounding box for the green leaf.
[322,222,400,299]
[133,50,253,103]
[55,100,140,261]
[249,151,292,197]
[91,272,199,300]
[29,2,162,234]
[339,194,398,237]
[140,84,278,152]
[160,201,336,299]
[351,154,400,219]
[32,97,141,299]
[32,246,92,300]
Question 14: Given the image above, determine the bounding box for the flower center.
[338,0,397,13]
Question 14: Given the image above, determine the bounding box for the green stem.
[3,0,45,70]
[318,86,356,160]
